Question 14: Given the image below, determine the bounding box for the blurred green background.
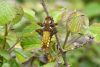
[15,0,100,67]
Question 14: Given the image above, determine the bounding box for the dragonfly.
[36,16,57,51]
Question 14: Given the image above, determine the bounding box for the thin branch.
[55,33,63,51]
[8,38,20,52]
[1,24,8,65]
[3,24,8,49]
[40,0,50,16]
[55,27,69,67]
[55,34,68,66]
[62,52,69,66]
[63,31,70,48]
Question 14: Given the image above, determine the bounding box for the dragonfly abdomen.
[42,31,51,51]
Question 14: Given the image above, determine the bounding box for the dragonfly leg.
[50,27,57,36]
[36,29,43,36]
[37,22,43,27]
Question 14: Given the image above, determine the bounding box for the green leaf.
[24,8,35,22]
[90,23,100,41]
[32,59,40,67]
[0,49,10,60]
[2,63,10,67]
[79,60,95,67]
[0,26,4,35]
[15,48,28,63]
[11,18,31,32]
[43,62,55,67]
[66,10,89,33]
[10,59,20,67]
[12,5,24,24]
[21,32,41,51]
[0,0,23,25]
[85,2,100,18]
[7,32,17,47]
[51,10,63,23]
[92,57,100,65]
[10,17,40,36]
[21,22,40,36]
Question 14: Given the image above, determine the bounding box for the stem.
[55,33,63,54]
[1,24,8,65]
[55,30,69,67]
[63,31,70,48]
[62,52,69,66]
[40,0,50,16]
[3,24,8,49]
[8,38,20,52]
[62,31,70,67]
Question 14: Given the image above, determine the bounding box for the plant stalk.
[3,24,8,49]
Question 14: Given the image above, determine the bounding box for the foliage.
[0,0,23,25]
[0,0,100,67]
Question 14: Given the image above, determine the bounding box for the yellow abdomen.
[42,31,50,50]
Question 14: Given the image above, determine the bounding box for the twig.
[62,52,69,66]
[55,33,63,51]
[55,28,69,67]
[39,0,69,67]
[1,24,8,65]
[3,24,8,49]
[40,0,50,16]
[63,31,70,48]
[8,38,20,52]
